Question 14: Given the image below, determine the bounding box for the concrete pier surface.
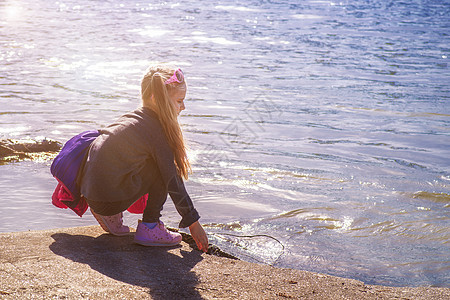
[0,226,448,299]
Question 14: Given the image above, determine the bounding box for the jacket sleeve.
[149,123,200,228]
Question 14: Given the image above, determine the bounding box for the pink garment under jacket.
[52,179,148,217]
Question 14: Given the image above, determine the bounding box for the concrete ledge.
[0,226,448,299]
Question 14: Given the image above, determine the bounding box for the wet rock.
[5,139,61,153]
[0,138,61,164]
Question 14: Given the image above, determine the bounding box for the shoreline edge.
[0,226,448,299]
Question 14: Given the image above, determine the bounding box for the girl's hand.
[189,221,209,252]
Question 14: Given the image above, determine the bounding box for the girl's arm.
[146,112,200,228]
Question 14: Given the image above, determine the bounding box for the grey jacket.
[79,107,199,228]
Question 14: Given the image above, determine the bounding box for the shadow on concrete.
[49,232,204,299]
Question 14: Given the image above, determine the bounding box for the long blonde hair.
[141,65,191,179]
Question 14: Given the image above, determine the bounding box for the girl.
[76,65,208,252]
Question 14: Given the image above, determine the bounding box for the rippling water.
[1,0,449,287]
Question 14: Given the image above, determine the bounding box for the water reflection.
[2,1,22,21]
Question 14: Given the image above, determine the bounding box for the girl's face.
[168,87,186,115]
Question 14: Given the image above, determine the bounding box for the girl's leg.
[142,171,168,223]
[87,199,130,216]
[135,170,182,246]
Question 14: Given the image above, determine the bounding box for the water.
[1,0,449,287]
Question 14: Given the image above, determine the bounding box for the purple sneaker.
[90,208,130,236]
[134,220,182,247]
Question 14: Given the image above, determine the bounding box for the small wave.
[191,35,241,46]
[128,27,171,38]
[269,207,336,220]
[291,14,323,20]
[308,138,424,151]
[351,219,450,243]
[204,221,243,231]
[412,191,450,204]
[215,5,262,12]
[396,191,450,204]
[373,157,428,170]
[335,105,450,118]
